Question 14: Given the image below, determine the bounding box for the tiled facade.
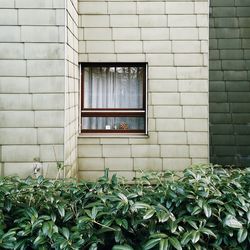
[78,0,209,180]
[0,0,79,177]
[209,0,250,167]
[65,0,79,177]
[0,0,209,179]
[0,0,66,177]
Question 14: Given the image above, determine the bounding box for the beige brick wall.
[64,0,79,178]
[78,0,209,180]
[0,0,78,178]
[0,0,209,180]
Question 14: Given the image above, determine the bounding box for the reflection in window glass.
[82,117,144,130]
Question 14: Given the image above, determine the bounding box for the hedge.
[0,165,250,249]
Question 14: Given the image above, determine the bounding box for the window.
[81,63,147,133]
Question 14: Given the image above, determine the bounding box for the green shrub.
[0,165,249,249]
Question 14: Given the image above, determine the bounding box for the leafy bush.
[0,165,250,250]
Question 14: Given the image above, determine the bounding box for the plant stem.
[93,220,116,231]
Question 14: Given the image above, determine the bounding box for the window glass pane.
[82,117,144,130]
[84,66,144,109]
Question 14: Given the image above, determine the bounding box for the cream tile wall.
[0,0,209,179]
[78,0,209,180]
[64,0,79,178]
[0,0,65,177]
[0,0,78,178]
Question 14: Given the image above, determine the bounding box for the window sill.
[78,133,148,138]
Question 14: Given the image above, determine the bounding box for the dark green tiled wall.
[209,0,250,166]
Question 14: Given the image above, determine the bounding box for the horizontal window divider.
[81,129,144,133]
[81,110,145,113]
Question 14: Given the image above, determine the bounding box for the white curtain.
[84,67,143,108]
[83,66,144,130]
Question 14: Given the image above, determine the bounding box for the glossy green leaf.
[33,235,46,247]
[117,202,124,210]
[112,244,134,250]
[0,242,15,249]
[157,211,169,223]
[57,204,65,218]
[42,222,50,236]
[51,213,56,222]
[200,228,216,238]
[191,206,202,216]
[91,207,98,219]
[14,239,28,250]
[143,238,161,250]
[169,221,177,233]
[247,210,250,223]
[32,219,43,230]
[122,204,129,214]
[225,204,235,216]
[191,231,200,244]
[143,209,155,220]
[187,220,198,230]
[181,231,191,245]
[39,215,51,221]
[166,200,172,209]
[237,228,248,243]
[203,203,212,218]
[121,219,128,230]
[115,218,122,226]
[224,215,243,229]
[133,202,150,209]
[117,193,128,203]
[1,231,16,240]
[26,207,38,219]
[169,237,182,250]
[37,175,44,184]
[4,200,12,212]
[63,212,73,223]
[115,230,122,243]
[159,239,169,250]
[150,233,167,239]
[61,227,70,240]
[85,201,103,209]
[197,199,203,208]
[208,199,224,205]
[59,240,68,249]
[89,243,98,250]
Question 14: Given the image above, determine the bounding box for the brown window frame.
[80,62,147,134]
